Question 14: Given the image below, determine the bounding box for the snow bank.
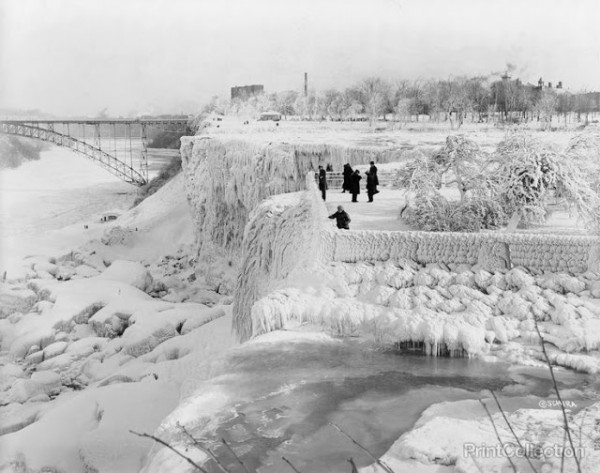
[96,259,153,291]
[361,399,600,473]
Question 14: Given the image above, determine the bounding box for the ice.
[0,285,37,317]
[3,135,600,473]
[363,397,600,473]
[96,259,154,291]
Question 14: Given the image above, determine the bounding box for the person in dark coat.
[366,170,378,202]
[329,205,351,229]
[369,161,379,186]
[318,165,327,201]
[350,169,361,202]
[342,163,353,193]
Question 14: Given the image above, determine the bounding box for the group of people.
[317,161,380,203]
[319,161,380,230]
[342,161,379,203]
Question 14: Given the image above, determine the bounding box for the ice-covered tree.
[533,90,558,129]
[276,90,298,119]
[492,131,600,231]
[396,137,507,232]
[358,77,392,125]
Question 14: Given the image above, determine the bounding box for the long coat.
[369,164,379,186]
[318,169,327,190]
[342,164,353,191]
[350,172,361,195]
[366,171,378,194]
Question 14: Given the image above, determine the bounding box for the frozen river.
[0,144,172,277]
[154,335,599,473]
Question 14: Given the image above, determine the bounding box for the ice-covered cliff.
[179,134,401,290]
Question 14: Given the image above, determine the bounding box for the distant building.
[537,78,564,91]
[100,211,121,223]
[258,111,282,121]
[231,84,264,101]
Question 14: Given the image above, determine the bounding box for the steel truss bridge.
[0,119,190,186]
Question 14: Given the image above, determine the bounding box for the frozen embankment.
[0,173,238,472]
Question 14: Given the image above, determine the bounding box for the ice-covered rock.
[75,264,100,278]
[505,267,535,290]
[8,371,62,403]
[96,260,153,292]
[120,303,224,357]
[0,402,49,436]
[42,341,69,359]
[33,261,58,276]
[0,286,37,318]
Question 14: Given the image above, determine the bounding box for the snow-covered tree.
[492,131,600,231]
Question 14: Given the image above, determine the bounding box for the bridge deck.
[0,119,190,125]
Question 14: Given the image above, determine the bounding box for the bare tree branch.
[282,456,302,473]
[177,423,231,473]
[329,422,395,473]
[221,438,250,473]
[489,390,538,473]
[533,319,583,473]
[348,457,360,473]
[478,400,518,473]
[130,430,209,473]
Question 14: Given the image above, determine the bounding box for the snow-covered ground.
[1,135,599,473]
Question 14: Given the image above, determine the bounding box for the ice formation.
[360,399,600,473]
[179,135,405,289]
[228,175,600,371]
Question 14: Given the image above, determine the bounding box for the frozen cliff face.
[232,176,329,341]
[179,135,398,289]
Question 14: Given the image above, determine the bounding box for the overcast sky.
[0,0,598,117]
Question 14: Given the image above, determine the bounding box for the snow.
[0,145,239,472]
[0,148,137,279]
[96,259,154,291]
[2,129,600,473]
[361,398,600,473]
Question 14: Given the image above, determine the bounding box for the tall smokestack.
[304,72,308,97]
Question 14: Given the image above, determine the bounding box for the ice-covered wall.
[323,230,600,274]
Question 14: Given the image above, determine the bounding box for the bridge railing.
[0,119,190,186]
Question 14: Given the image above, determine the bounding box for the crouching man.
[328,205,351,230]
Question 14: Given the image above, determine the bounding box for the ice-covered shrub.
[492,130,600,231]
[403,193,507,232]
[398,136,507,232]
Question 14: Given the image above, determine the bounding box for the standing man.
[366,170,378,202]
[369,161,379,187]
[342,163,353,193]
[329,205,351,229]
[318,165,327,201]
[350,169,361,202]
